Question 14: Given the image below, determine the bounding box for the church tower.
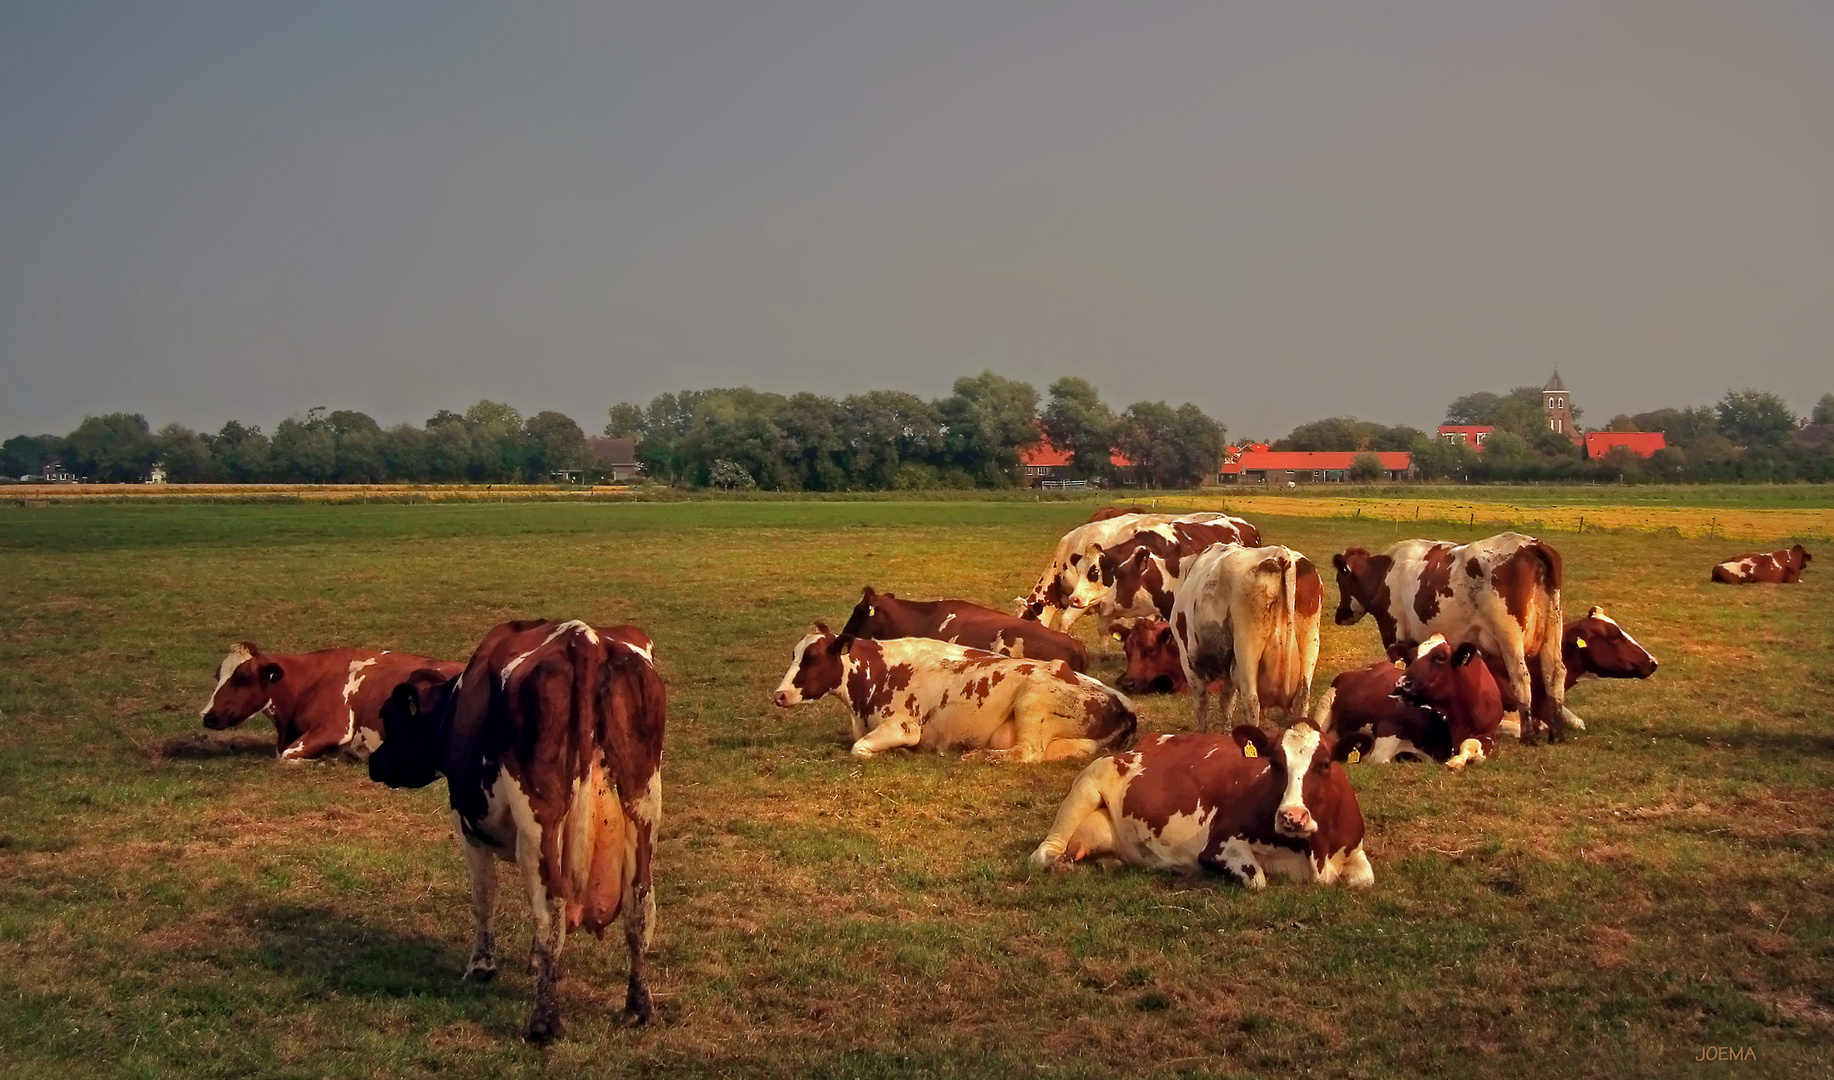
[1543,371,1573,436]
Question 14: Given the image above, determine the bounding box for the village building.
[588,437,643,481]
[1018,438,1134,487]
[1584,432,1667,459]
[1218,449,1414,485]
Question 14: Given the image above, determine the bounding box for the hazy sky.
[4,1,1832,440]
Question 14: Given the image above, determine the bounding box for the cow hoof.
[461,960,497,983]
[525,1009,562,1044]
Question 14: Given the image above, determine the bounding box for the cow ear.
[860,586,876,603]
[259,662,284,684]
[1332,730,1374,764]
[1587,605,1604,619]
[1231,725,1275,762]
[390,681,420,719]
[1452,643,1480,667]
[1131,547,1152,568]
[811,621,829,636]
[1385,640,1416,664]
[1154,622,1176,645]
[1332,553,1348,573]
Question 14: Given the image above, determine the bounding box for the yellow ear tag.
[1393,659,1406,669]
[1243,743,1258,758]
[1575,637,1587,648]
[1348,749,1361,764]
[867,605,874,616]
[1112,631,1123,641]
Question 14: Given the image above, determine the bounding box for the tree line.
[6,377,1830,487]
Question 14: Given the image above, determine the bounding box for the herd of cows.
[193,508,1810,1041]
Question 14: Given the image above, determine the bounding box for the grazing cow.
[1016,512,1257,629]
[1167,544,1323,731]
[1332,532,1566,742]
[368,619,665,1042]
[1062,519,1263,627]
[1027,723,1376,888]
[1114,619,1189,695]
[1316,637,1504,769]
[772,626,1136,762]
[841,587,1088,672]
[1712,545,1812,584]
[199,642,461,762]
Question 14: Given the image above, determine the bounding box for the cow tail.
[1311,685,1337,732]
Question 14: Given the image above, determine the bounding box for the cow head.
[1116,619,1184,694]
[1392,635,1505,763]
[1091,547,1168,622]
[1565,607,1657,680]
[1789,545,1813,571]
[840,586,888,640]
[773,623,849,707]
[368,668,457,789]
[1331,549,1385,627]
[1055,546,1110,628]
[1233,723,1372,839]
[199,642,285,729]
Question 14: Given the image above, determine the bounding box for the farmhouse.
[1219,450,1414,484]
[1018,437,1133,486]
[588,437,643,481]
[1584,431,1667,460]
[1437,425,1494,449]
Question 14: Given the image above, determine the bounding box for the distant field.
[1,500,1829,1079]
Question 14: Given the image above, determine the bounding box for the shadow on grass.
[1662,726,1834,755]
[242,901,495,1001]
[152,731,277,759]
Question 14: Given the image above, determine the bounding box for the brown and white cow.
[369,619,665,1042]
[1027,723,1375,888]
[1316,636,1505,770]
[1063,518,1264,628]
[1168,544,1323,731]
[1712,545,1812,584]
[1114,619,1189,695]
[841,586,1088,672]
[1016,512,1257,629]
[1555,606,1658,731]
[199,642,461,762]
[1332,532,1566,742]
[772,627,1136,763]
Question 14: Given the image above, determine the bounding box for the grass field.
[1,499,1830,1078]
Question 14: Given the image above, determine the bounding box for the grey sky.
[3,1,1832,440]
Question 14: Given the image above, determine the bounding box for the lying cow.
[772,625,1136,762]
[1086,505,1149,522]
[841,586,1088,672]
[199,642,461,761]
[1114,619,1189,695]
[1027,723,1375,888]
[1315,637,1503,769]
[1169,544,1323,731]
[1332,532,1566,742]
[1712,545,1812,584]
[1554,606,1658,731]
[369,619,665,1042]
[1016,511,1256,629]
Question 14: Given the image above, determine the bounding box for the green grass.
[0,500,1830,1078]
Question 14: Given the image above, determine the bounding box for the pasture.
[0,498,1829,1078]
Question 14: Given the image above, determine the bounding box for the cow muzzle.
[1276,804,1316,838]
[201,711,235,730]
[772,689,797,708]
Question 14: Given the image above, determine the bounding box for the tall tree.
[270,411,337,481]
[1,434,64,478]
[154,424,215,482]
[938,372,1038,487]
[1716,389,1797,447]
[605,402,646,439]
[1810,392,1834,426]
[1114,401,1227,488]
[1041,377,1116,481]
[209,421,271,481]
[524,411,590,480]
[65,413,157,482]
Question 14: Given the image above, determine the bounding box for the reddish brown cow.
[1712,545,1812,584]
[369,619,665,1042]
[1028,724,1376,887]
[1114,620,1189,695]
[1553,606,1657,732]
[199,642,461,761]
[840,587,1088,672]
[1317,637,1505,769]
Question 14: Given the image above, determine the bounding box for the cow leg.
[1199,838,1266,890]
[619,774,660,1026]
[1444,738,1487,771]
[1193,684,1211,733]
[277,723,347,763]
[457,831,499,982]
[1231,646,1262,728]
[1499,649,1538,745]
[1028,757,1116,870]
[850,718,921,757]
[517,839,568,1043]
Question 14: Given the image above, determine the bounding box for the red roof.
[1019,438,1131,468]
[1235,451,1411,471]
[1584,432,1666,460]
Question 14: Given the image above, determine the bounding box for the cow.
[368,619,665,1042]
[1015,512,1258,629]
[1712,545,1812,584]
[1315,637,1504,770]
[1331,532,1566,742]
[1060,518,1264,628]
[1114,619,1189,695]
[841,586,1088,672]
[771,626,1136,763]
[1555,606,1658,731]
[199,642,461,762]
[1027,723,1376,888]
[1167,544,1323,731]
[1086,505,1149,522]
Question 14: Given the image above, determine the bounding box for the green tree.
[1114,401,1227,488]
[1,434,64,478]
[154,424,214,482]
[1810,393,1834,426]
[324,410,385,482]
[1278,416,1374,452]
[1631,406,1718,449]
[605,402,646,439]
[270,411,337,481]
[524,411,590,481]
[1716,389,1797,447]
[1444,387,1548,437]
[1041,377,1116,481]
[1605,414,1639,432]
[464,400,527,480]
[1349,453,1384,482]
[209,421,271,481]
[65,413,158,482]
[837,391,942,489]
[938,372,1038,487]
[381,424,429,482]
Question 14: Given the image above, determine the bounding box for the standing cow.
[1168,544,1323,732]
[772,626,1136,763]
[1016,512,1256,629]
[1027,724,1375,888]
[199,642,461,761]
[1712,545,1811,584]
[369,619,665,1042]
[1055,518,1262,629]
[841,586,1088,671]
[1332,532,1566,742]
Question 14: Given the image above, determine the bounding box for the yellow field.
[4,483,632,502]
